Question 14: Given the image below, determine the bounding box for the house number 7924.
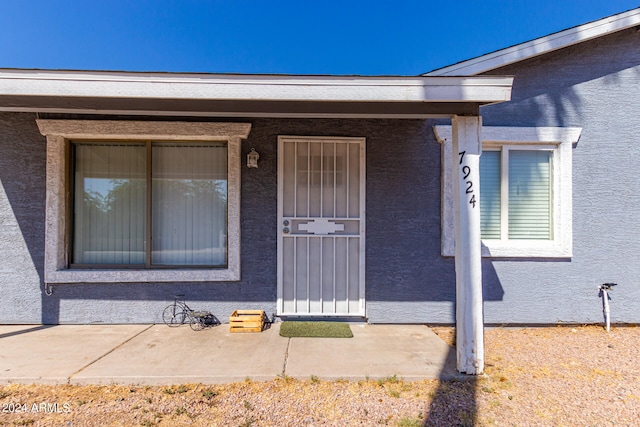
[458,151,477,208]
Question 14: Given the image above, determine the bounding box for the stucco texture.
[0,113,46,323]
[0,116,463,324]
[479,27,640,323]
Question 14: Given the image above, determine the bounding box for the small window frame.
[434,125,581,258]
[481,144,556,243]
[37,119,251,284]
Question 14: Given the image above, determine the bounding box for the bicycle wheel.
[189,315,204,331]
[162,305,186,327]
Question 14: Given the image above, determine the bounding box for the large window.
[37,120,251,283]
[72,142,228,267]
[435,125,581,258]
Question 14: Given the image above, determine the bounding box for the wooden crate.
[229,310,265,333]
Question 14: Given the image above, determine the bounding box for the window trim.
[37,119,251,283]
[434,125,581,258]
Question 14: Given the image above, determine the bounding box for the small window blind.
[508,150,552,240]
[479,151,501,239]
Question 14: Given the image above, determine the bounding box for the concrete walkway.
[0,324,458,385]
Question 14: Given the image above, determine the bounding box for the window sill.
[481,241,571,258]
[45,267,240,284]
[441,240,572,259]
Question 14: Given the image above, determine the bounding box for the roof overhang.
[0,69,513,118]
[426,7,640,76]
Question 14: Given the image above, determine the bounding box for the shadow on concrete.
[424,330,479,427]
[0,325,56,340]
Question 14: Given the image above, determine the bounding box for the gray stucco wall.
[0,115,462,324]
[479,26,640,323]
[0,113,46,323]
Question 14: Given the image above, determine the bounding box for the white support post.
[451,115,484,375]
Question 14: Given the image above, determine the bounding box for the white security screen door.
[277,136,365,316]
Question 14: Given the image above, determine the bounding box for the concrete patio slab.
[71,324,289,385]
[0,325,150,385]
[284,324,457,381]
[0,323,457,385]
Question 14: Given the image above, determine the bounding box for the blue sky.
[1,1,638,76]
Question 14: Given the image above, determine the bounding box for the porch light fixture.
[247,147,260,168]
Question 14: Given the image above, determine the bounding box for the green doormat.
[279,321,353,338]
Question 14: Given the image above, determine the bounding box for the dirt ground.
[1,325,638,426]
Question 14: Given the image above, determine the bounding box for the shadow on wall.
[0,113,48,322]
[482,27,640,128]
[364,119,505,308]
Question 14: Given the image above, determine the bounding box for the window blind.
[73,143,146,264]
[73,141,228,267]
[151,143,228,266]
[479,151,501,239]
[508,150,552,239]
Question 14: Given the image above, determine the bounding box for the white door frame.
[277,135,366,316]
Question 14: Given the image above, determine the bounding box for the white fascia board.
[426,7,640,76]
[0,69,512,103]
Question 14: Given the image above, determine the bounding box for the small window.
[434,125,581,258]
[480,147,553,241]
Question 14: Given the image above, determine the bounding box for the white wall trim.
[434,125,582,258]
[426,7,640,76]
[37,119,251,284]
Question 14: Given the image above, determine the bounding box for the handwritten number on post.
[458,151,466,165]
[458,151,477,208]
[462,166,471,180]
[466,181,473,194]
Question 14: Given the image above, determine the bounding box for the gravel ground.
[0,325,638,426]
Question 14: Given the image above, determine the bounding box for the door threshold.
[276,315,368,323]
